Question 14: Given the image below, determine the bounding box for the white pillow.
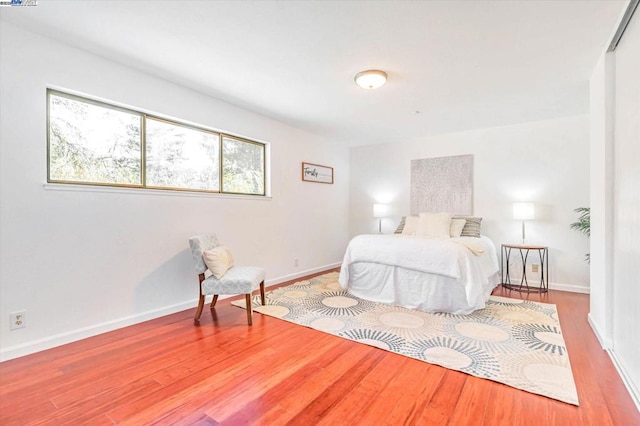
[401,215,420,235]
[450,218,467,237]
[417,212,452,238]
[203,245,234,279]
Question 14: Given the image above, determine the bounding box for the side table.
[501,244,549,293]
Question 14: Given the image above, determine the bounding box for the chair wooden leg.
[259,281,265,306]
[194,294,205,324]
[210,295,219,309]
[245,294,253,326]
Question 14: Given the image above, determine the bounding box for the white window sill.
[43,183,272,200]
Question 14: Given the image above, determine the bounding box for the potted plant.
[570,207,590,263]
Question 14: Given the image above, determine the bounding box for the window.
[48,92,142,185]
[222,136,265,195]
[146,118,220,191]
[47,90,266,196]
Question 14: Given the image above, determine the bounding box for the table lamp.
[513,202,535,244]
[373,203,388,234]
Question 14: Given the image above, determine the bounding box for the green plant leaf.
[570,207,590,263]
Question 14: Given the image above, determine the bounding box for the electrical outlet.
[10,311,26,330]
[294,258,299,267]
[532,264,539,273]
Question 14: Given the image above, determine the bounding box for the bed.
[338,234,501,314]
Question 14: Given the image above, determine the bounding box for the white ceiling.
[1,1,626,146]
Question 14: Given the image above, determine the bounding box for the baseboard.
[587,313,612,349]
[0,262,341,363]
[607,350,640,413]
[0,299,197,362]
[506,276,590,294]
[549,281,590,294]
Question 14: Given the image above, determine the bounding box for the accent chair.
[188,234,265,325]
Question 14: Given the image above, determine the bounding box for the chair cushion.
[189,234,220,274]
[202,266,265,295]
[203,245,234,279]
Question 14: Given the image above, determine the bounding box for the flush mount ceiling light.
[354,70,387,90]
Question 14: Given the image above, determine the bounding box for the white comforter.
[338,234,500,313]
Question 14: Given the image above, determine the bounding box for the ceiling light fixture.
[354,70,387,90]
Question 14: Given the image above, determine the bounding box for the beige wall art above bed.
[410,154,473,216]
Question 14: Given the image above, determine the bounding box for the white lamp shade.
[373,203,388,218]
[513,202,535,220]
[355,70,387,90]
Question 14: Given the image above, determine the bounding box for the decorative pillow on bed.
[453,216,483,237]
[203,245,234,279]
[450,218,466,237]
[394,216,406,234]
[401,215,420,235]
[417,212,452,238]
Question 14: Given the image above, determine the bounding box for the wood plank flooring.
[1,269,638,425]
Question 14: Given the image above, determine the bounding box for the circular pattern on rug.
[284,290,310,299]
[317,279,342,292]
[439,316,520,354]
[255,305,290,318]
[424,347,472,369]
[515,300,558,317]
[299,291,376,316]
[286,280,310,288]
[309,272,340,289]
[295,310,359,330]
[513,324,566,355]
[358,305,439,340]
[341,329,406,352]
[323,296,358,308]
[455,322,510,343]
[493,305,551,325]
[405,337,501,378]
[378,312,426,329]
[310,317,346,332]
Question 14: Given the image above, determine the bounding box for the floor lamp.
[373,203,388,234]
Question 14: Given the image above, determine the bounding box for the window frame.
[47,89,145,188]
[220,134,267,196]
[46,89,267,197]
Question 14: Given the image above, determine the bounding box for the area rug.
[231,272,579,405]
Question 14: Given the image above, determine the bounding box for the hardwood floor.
[1,269,638,425]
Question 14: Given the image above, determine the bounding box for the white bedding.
[338,234,501,314]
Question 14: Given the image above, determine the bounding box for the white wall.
[349,116,591,291]
[0,23,350,360]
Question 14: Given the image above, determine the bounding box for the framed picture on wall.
[302,162,333,184]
